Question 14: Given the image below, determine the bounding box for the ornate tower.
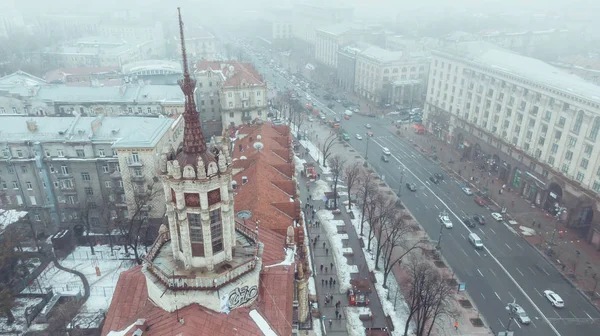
[142,8,261,313]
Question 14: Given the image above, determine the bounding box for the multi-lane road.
[241,44,600,336]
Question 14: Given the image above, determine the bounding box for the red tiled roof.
[196,60,264,87]
[102,227,292,336]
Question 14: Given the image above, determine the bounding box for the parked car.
[439,214,453,228]
[434,173,444,180]
[473,215,485,225]
[327,103,335,109]
[382,147,391,155]
[429,176,439,184]
[462,187,473,195]
[462,217,476,228]
[491,212,503,221]
[381,155,389,162]
[544,290,564,308]
[474,197,486,206]
[406,183,417,192]
[365,124,372,129]
[355,134,363,140]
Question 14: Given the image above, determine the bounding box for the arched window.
[590,116,600,141]
[573,110,584,135]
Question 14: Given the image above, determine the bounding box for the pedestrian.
[337,300,341,307]
[323,242,326,249]
[338,311,342,320]
[307,197,310,203]
[326,248,329,255]
[330,262,333,270]
[317,234,320,241]
[325,266,328,273]
[329,279,333,287]
[511,200,515,207]
[320,264,323,272]
[335,301,339,309]
[330,294,334,302]
[321,279,325,286]
[333,279,336,287]
[455,321,459,330]
[313,240,316,248]
[335,310,339,319]
[329,319,333,328]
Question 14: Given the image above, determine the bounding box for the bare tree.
[380,213,422,288]
[77,198,96,255]
[405,259,456,336]
[319,133,337,167]
[45,299,82,335]
[373,195,400,270]
[290,98,307,134]
[345,162,362,209]
[359,171,377,236]
[115,183,163,265]
[328,155,347,209]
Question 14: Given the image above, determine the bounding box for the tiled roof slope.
[101,227,292,336]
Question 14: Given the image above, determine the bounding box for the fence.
[65,249,137,261]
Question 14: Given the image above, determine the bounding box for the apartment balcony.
[56,173,72,179]
[111,186,125,194]
[131,175,146,183]
[127,157,143,167]
[110,171,122,179]
[59,187,77,195]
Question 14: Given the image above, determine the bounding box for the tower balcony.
[144,220,260,290]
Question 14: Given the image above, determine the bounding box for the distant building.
[36,36,159,70]
[182,26,217,61]
[0,71,185,117]
[336,42,370,91]
[121,60,183,85]
[354,45,429,107]
[0,115,183,235]
[44,67,121,87]
[292,3,354,56]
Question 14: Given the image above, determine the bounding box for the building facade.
[292,3,353,57]
[423,41,600,248]
[354,46,429,105]
[0,115,183,236]
[336,43,369,92]
[0,72,185,117]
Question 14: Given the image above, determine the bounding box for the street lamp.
[398,169,405,196]
[505,302,517,332]
[365,134,370,160]
[436,220,444,251]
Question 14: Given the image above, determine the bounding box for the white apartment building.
[314,23,363,69]
[181,26,217,61]
[292,3,353,55]
[354,46,429,106]
[0,71,185,117]
[196,61,267,127]
[0,115,183,236]
[423,41,600,247]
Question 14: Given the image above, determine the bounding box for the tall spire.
[177,7,207,154]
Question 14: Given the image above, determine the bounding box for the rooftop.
[360,46,404,64]
[441,41,600,103]
[34,84,184,104]
[0,115,177,148]
[42,37,152,56]
[122,60,182,75]
[196,60,264,88]
[44,67,120,83]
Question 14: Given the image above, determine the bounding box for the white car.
[490,212,503,221]
[462,187,473,195]
[307,117,314,122]
[544,290,564,308]
[365,124,372,129]
[382,147,391,155]
[355,134,363,140]
[512,304,531,325]
[439,215,453,228]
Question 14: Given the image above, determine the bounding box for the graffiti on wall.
[228,285,258,309]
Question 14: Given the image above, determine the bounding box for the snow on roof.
[249,310,278,336]
[264,247,295,268]
[0,116,175,148]
[35,84,184,104]
[442,41,600,103]
[360,46,404,64]
[0,209,28,231]
[122,60,182,75]
[106,319,145,336]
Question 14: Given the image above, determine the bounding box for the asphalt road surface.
[242,44,600,336]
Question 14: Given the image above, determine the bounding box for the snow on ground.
[312,318,323,336]
[22,245,135,315]
[299,139,331,175]
[308,277,317,296]
[318,210,358,293]
[0,297,43,333]
[337,191,349,196]
[311,180,332,201]
[294,155,307,175]
[345,307,371,336]
[344,205,412,336]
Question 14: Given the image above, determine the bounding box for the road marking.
[434,204,439,210]
[495,292,501,301]
[481,293,486,300]
[477,269,484,277]
[554,310,561,318]
[505,243,512,251]
[514,320,522,329]
[474,249,481,257]
[569,311,576,318]
[534,288,542,297]
[584,311,592,320]
[528,266,536,275]
[369,139,563,336]
[509,292,515,301]
[516,268,524,276]
[498,318,505,328]
[460,248,468,256]
[460,234,466,240]
[515,242,524,249]
[489,268,497,277]
[489,228,497,234]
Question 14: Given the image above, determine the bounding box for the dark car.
[327,103,335,108]
[406,183,417,192]
[434,173,444,180]
[463,217,476,228]
[429,176,439,184]
[381,155,389,162]
[473,215,485,225]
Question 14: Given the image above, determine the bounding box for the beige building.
[196,61,267,127]
[292,3,353,55]
[354,45,429,105]
[315,23,363,69]
[0,115,183,235]
[423,41,600,248]
[181,25,217,61]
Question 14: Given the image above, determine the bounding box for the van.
[468,233,483,249]
[342,133,350,141]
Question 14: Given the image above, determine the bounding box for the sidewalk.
[298,120,492,335]
[403,128,600,308]
[297,144,389,334]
